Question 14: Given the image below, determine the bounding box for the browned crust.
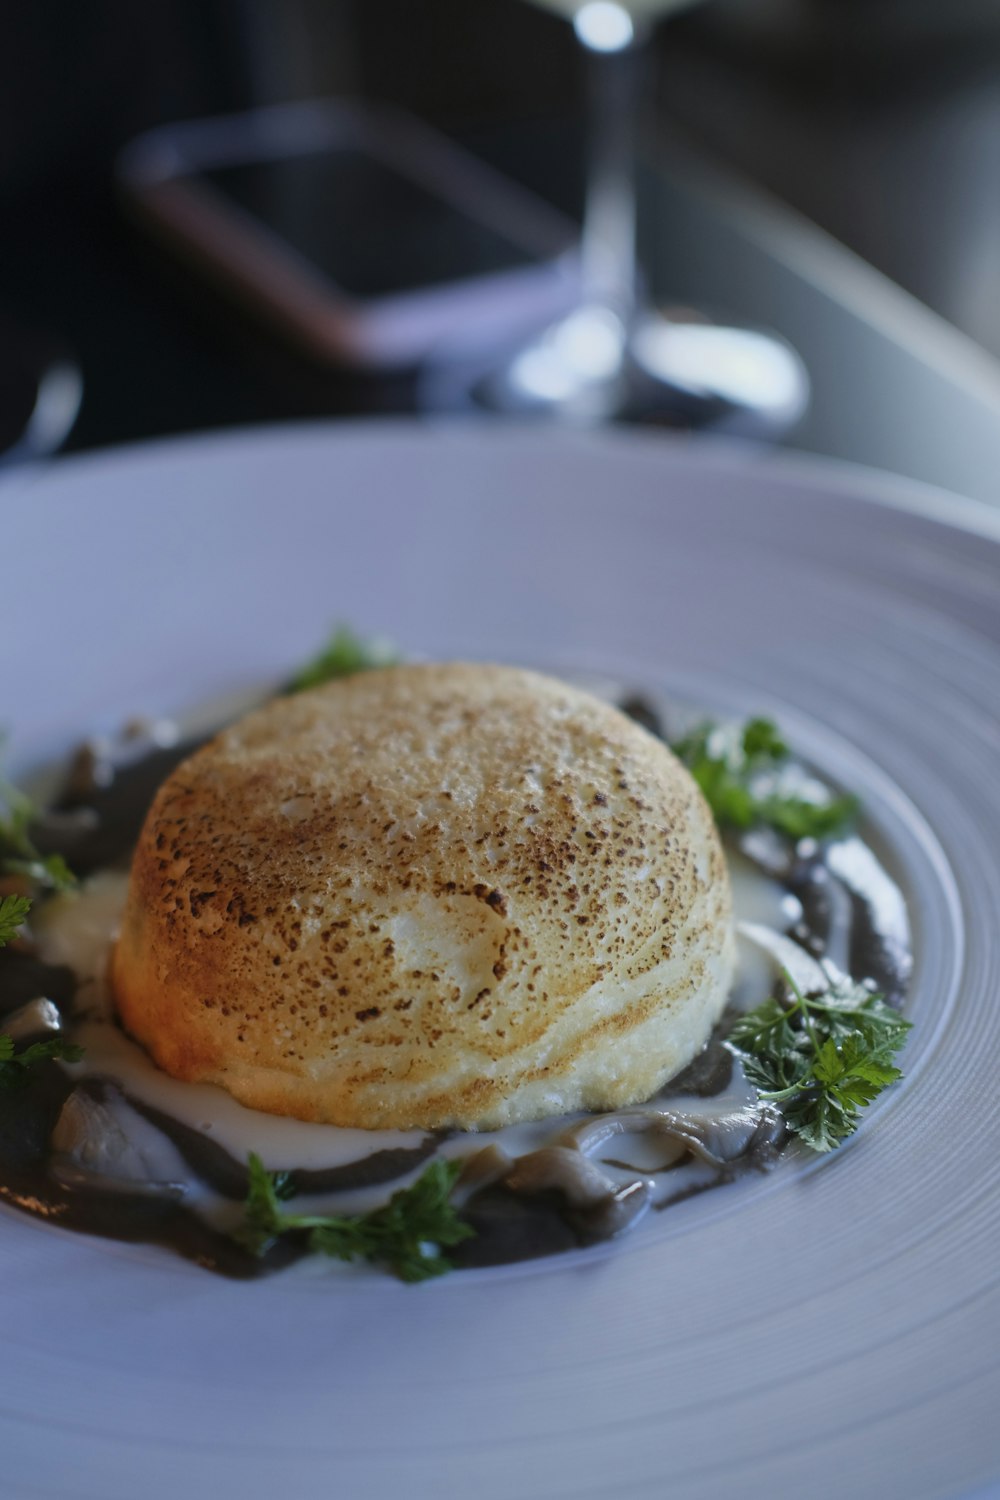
[111,663,732,1129]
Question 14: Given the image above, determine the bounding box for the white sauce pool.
[31,852,798,1227]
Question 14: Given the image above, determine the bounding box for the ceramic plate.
[4,422,999,1500]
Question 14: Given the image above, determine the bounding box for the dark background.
[4,0,1000,455]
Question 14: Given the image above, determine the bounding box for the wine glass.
[479,0,809,431]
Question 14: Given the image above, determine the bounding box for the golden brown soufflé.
[111,664,734,1130]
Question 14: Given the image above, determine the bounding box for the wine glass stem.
[578,29,649,328]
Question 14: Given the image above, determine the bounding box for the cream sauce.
[2,692,913,1276]
[31,849,797,1227]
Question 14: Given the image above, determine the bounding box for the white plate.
[4,422,1000,1500]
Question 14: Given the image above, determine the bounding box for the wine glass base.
[420,306,810,439]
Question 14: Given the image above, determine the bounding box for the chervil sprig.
[0,764,76,892]
[0,893,31,948]
[671,716,857,841]
[289,625,400,693]
[728,970,911,1152]
[0,1033,84,1089]
[0,838,83,1083]
[234,1155,475,1281]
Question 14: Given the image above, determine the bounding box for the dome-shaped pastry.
[111,664,734,1130]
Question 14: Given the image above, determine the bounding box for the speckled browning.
[110,664,735,1129]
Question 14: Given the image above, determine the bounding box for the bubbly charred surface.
[111,664,734,1131]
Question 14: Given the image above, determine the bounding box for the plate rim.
[9,413,1000,546]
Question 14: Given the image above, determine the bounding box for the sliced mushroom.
[456,1143,515,1198]
[50,1086,185,1200]
[504,1145,620,1208]
[559,1101,785,1171]
[501,1145,650,1241]
[2,998,64,1042]
[737,921,837,995]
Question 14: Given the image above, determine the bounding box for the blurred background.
[5,0,1000,500]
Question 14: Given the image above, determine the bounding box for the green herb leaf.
[727,970,911,1152]
[671,716,857,842]
[0,893,31,948]
[0,761,76,892]
[234,1154,475,1281]
[757,794,859,842]
[1,853,76,893]
[289,625,400,693]
[235,1153,297,1254]
[0,772,35,859]
[0,1034,84,1090]
[740,718,788,760]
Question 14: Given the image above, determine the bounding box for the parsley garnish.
[728,970,911,1152]
[234,1154,475,1281]
[0,1033,84,1089]
[0,765,75,892]
[0,893,84,1082]
[672,716,857,841]
[289,625,399,694]
[0,893,31,948]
